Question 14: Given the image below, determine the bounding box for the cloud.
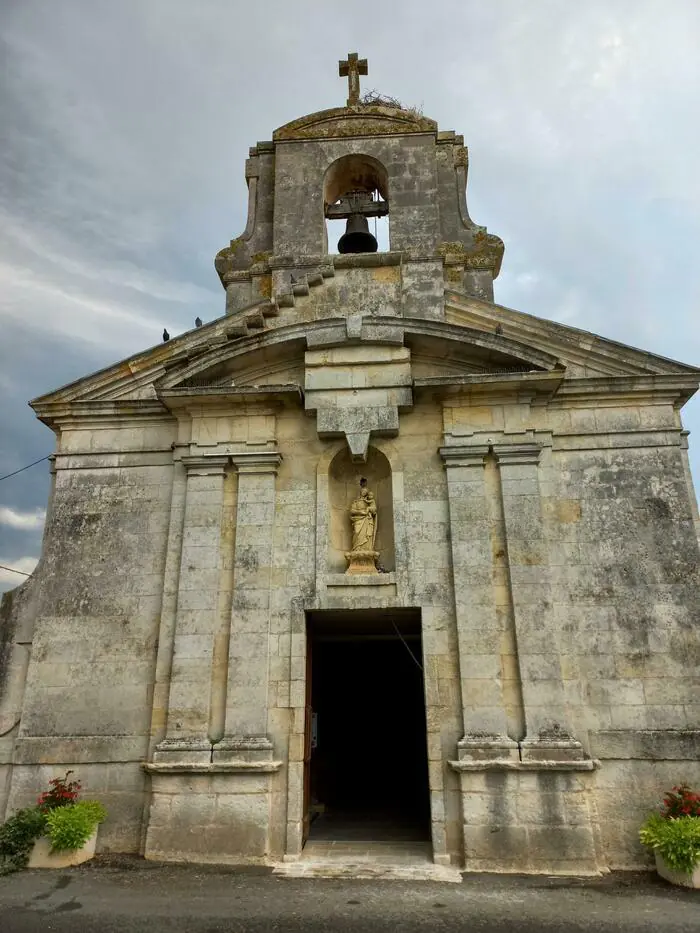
[0,555,38,593]
[0,506,46,531]
[0,0,698,523]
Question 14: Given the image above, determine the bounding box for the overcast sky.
[1,0,699,592]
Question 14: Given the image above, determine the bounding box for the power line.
[391,618,424,672]
[0,456,50,483]
[0,563,31,577]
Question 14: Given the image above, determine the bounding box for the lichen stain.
[236,546,259,573]
[258,274,272,299]
[555,500,582,523]
[371,266,399,284]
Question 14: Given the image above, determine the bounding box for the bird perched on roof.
[195,316,203,328]
[162,329,170,342]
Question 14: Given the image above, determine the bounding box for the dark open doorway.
[305,609,430,844]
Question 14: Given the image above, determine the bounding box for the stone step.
[277,290,295,308]
[273,859,462,883]
[245,311,265,329]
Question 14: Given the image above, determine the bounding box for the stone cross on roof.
[339,52,368,107]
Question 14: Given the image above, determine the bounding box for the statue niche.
[328,445,394,574]
[346,477,379,574]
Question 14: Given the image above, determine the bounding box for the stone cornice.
[31,398,171,431]
[158,385,303,411]
[404,320,562,371]
[494,443,542,466]
[551,375,699,408]
[439,445,490,468]
[143,761,282,774]
[181,455,230,475]
[445,291,700,380]
[229,450,282,475]
[449,759,598,772]
[419,370,564,402]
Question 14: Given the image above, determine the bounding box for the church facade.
[1,55,699,875]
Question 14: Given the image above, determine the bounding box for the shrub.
[37,771,81,812]
[0,807,46,875]
[660,784,700,820]
[640,813,700,875]
[45,800,106,853]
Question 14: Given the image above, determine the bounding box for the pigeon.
[162,329,170,342]
[195,316,203,328]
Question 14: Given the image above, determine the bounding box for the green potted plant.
[0,772,106,874]
[639,784,700,889]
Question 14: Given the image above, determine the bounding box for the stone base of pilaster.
[152,736,213,765]
[143,738,282,865]
[212,735,275,764]
[451,762,605,875]
[457,734,520,763]
[143,767,280,865]
[520,728,586,763]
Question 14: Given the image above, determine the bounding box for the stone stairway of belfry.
[224,262,335,339]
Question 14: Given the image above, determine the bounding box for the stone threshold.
[274,859,462,882]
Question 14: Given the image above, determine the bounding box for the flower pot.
[27,828,98,869]
[654,851,700,889]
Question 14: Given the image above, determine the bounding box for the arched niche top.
[323,153,389,207]
[327,444,395,574]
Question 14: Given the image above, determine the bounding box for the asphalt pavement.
[0,857,698,932]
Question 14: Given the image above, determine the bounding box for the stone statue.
[345,477,379,574]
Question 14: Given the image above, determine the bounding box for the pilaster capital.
[493,443,541,466]
[439,445,490,468]
[230,450,282,475]
[181,455,230,476]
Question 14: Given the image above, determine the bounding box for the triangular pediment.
[30,300,699,429]
[445,290,699,379]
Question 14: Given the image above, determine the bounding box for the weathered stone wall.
[388,404,464,863]
[273,136,441,258]
[0,576,40,821]
[545,441,700,738]
[539,409,700,868]
[2,382,699,871]
[4,422,176,852]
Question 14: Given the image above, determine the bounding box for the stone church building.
[2,55,699,876]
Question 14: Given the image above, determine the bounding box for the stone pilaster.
[154,455,229,764]
[494,443,583,761]
[440,445,518,762]
[214,450,281,763]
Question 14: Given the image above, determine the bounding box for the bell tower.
[215,52,504,315]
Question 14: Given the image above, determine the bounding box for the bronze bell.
[337,212,378,254]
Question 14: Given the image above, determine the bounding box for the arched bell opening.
[323,154,390,255]
[328,445,395,573]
